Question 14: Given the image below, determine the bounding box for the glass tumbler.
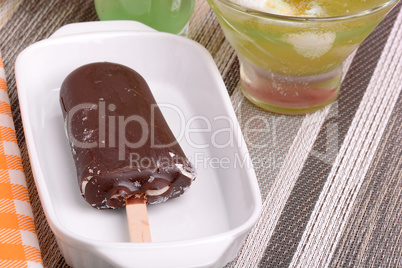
[95,0,196,36]
[207,0,399,114]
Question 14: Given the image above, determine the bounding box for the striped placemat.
[0,0,401,267]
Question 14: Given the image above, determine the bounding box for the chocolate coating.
[60,62,195,209]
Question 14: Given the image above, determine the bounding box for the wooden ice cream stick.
[126,196,152,243]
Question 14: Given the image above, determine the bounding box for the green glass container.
[95,0,196,35]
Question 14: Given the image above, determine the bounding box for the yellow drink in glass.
[207,0,399,114]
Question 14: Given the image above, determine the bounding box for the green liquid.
[95,0,195,34]
[209,0,396,76]
[207,0,397,113]
[280,0,391,17]
[234,0,392,17]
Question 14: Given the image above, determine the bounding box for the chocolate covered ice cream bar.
[60,62,196,209]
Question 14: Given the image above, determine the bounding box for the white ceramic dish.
[15,21,261,268]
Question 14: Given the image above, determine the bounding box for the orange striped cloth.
[0,54,43,267]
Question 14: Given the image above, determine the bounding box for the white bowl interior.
[16,32,259,243]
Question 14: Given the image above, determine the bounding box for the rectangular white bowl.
[15,21,261,268]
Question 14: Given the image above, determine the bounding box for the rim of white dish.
[15,28,263,249]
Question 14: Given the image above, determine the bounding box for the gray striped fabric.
[0,0,401,267]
